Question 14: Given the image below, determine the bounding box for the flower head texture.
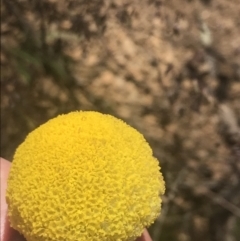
[6,111,165,241]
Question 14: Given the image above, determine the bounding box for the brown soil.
[1,0,240,241]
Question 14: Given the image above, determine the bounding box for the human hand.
[0,157,152,241]
[1,158,25,241]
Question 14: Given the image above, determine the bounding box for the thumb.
[0,158,25,241]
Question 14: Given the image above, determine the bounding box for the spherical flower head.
[6,111,165,241]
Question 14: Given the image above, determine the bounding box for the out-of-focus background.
[1,0,240,240]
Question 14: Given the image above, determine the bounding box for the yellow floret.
[6,111,165,241]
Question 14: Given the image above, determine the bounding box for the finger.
[136,229,153,241]
[0,158,26,241]
[1,158,11,240]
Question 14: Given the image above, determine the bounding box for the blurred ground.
[1,0,240,241]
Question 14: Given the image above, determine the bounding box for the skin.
[0,158,152,241]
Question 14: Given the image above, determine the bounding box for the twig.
[202,188,240,217]
[153,168,188,241]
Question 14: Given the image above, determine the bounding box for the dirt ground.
[1,0,240,241]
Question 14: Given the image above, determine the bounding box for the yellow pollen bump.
[6,111,165,241]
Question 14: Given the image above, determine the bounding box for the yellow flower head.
[6,111,165,241]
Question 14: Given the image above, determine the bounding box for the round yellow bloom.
[6,111,165,241]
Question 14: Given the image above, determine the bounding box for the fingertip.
[136,229,153,241]
[2,219,25,241]
[1,158,11,240]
